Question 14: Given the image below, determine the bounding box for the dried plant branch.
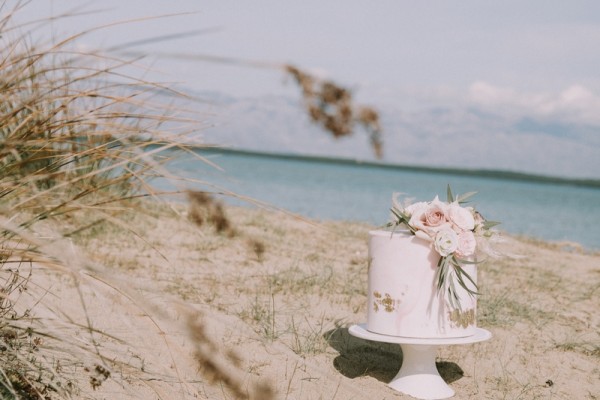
[285,65,383,158]
[107,48,384,158]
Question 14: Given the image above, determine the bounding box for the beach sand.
[18,203,600,399]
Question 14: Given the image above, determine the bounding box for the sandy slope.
[19,204,600,399]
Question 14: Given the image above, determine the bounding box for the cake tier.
[367,229,477,338]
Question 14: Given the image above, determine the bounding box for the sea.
[154,148,600,251]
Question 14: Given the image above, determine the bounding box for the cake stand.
[348,324,491,400]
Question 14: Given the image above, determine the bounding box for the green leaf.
[447,185,454,203]
[453,257,482,265]
[456,191,478,204]
[483,220,501,229]
[454,264,480,295]
[390,208,409,223]
[390,207,417,234]
[436,256,447,291]
[455,271,479,297]
[448,277,460,310]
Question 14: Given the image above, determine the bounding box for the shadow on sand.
[325,327,464,384]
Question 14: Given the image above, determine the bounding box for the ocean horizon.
[192,147,600,188]
[153,146,600,251]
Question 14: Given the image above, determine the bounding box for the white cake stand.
[348,324,491,400]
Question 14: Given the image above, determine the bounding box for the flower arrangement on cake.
[388,186,499,310]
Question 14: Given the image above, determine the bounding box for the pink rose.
[448,203,475,231]
[456,230,477,258]
[408,196,449,235]
[409,209,451,238]
[425,203,446,227]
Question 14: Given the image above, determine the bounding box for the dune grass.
[0,4,208,398]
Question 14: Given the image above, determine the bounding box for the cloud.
[468,81,600,125]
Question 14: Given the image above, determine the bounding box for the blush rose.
[456,230,477,258]
[408,197,450,236]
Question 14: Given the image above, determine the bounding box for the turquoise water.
[157,149,600,251]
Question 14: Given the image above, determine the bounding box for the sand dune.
[20,204,599,399]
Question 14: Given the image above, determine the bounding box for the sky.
[7,1,600,178]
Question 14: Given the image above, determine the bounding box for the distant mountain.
[188,90,600,180]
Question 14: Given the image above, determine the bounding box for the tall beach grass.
[0,3,234,398]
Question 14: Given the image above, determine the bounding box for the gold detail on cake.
[448,308,475,328]
[372,291,399,313]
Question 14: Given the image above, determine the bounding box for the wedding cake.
[365,188,496,338]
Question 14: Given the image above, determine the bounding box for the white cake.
[367,229,477,338]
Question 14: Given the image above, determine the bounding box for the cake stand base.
[348,324,491,400]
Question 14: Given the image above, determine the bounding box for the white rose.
[448,203,475,231]
[433,228,459,256]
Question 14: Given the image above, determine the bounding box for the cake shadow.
[325,328,464,384]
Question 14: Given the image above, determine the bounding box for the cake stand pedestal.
[348,324,491,400]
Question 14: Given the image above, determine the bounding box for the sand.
[15,203,600,399]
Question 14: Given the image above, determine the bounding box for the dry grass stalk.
[0,3,272,398]
[247,238,266,262]
[108,38,385,158]
[285,64,383,158]
[186,190,235,237]
[185,311,276,400]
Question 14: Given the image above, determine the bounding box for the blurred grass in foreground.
[0,2,204,398]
